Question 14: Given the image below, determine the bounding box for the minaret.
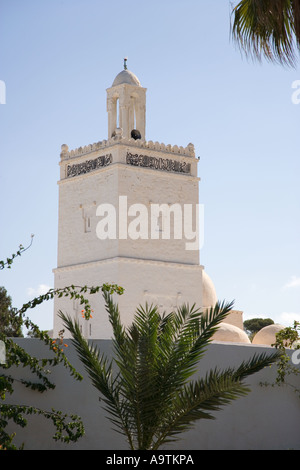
[53,62,205,339]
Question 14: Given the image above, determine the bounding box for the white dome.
[252,324,285,346]
[202,270,217,309]
[213,322,251,344]
[112,69,141,87]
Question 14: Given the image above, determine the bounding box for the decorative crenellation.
[60,136,195,161]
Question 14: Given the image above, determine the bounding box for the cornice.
[53,256,204,273]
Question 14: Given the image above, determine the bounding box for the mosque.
[52,61,283,345]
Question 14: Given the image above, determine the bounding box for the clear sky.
[0,0,299,333]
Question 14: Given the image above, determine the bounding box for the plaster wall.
[5,339,300,450]
[53,259,203,338]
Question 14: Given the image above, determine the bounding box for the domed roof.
[213,322,251,344]
[112,69,141,87]
[202,270,218,309]
[252,324,285,346]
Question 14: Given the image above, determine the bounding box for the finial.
[124,57,128,70]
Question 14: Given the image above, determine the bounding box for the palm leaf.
[59,292,281,450]
[154,300,234,392]
[152,372,249,449]
[151,350,281,449]
[231,0,300,66]
[57,310,135,448]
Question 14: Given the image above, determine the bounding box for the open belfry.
[53,61,242,340]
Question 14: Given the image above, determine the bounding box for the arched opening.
[130,94,141,140]
[133,97,137,129]
[116,97,120,128]
[110,95,120,138]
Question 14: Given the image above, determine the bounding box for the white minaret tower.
[53,62,211,339]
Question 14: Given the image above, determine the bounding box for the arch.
[107,79,146,140]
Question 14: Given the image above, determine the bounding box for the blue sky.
[0,0,299,332]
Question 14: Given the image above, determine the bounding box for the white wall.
[5,339,300,450]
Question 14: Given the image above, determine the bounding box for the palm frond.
[231,0,300,66]
[57,311,135,448]
[156,300,234,388]
[230,350,282,381]
[152,370,250,449]
[152,348,280,449]
[59,292,281,450]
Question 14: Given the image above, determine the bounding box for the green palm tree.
[58,290,280,450]
[231,0,300,66]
